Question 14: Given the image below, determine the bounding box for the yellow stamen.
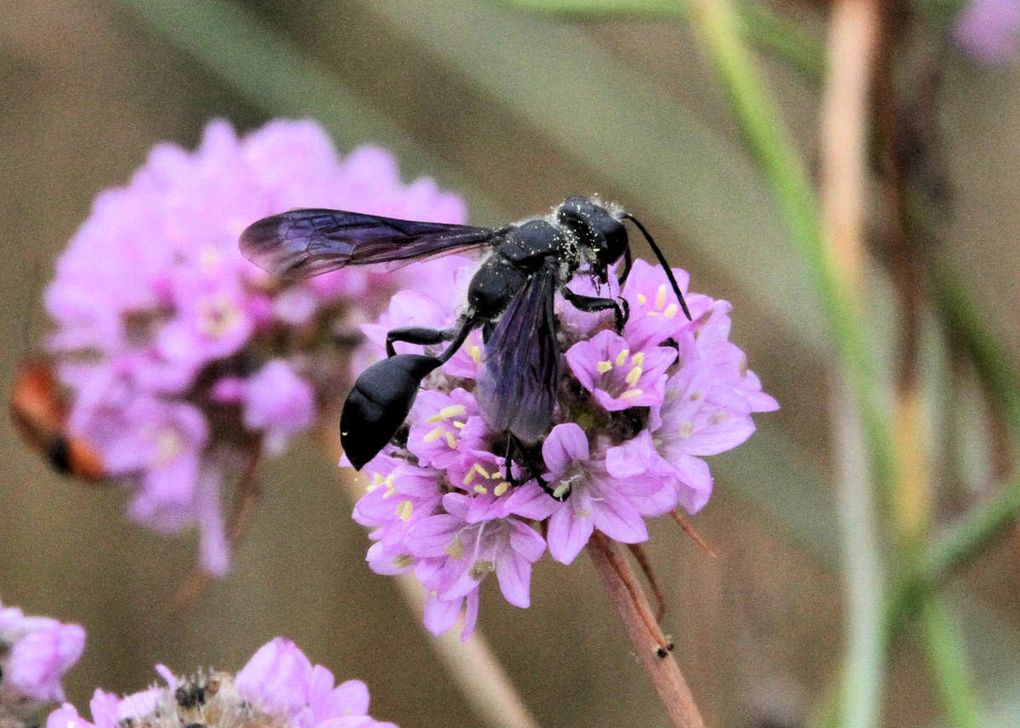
[468,345,482,363]
[366,472,386,493]
[625,366,643,387]
[453,421,466,429]
[470,560,495,580]
[426,404,467,423]
[445,536,464,559]
[494,482,510,497]
[620,388,644,400]
[473,484,489,495]
[199,247,221,272]
[553,482,571,499]
[655,284,667,310]
[615,348,630,366]
[423,426,445,443]
[663,303,679,319]
[197,294,240,338]
[396,500,413,522]
[445,432,458,449]
[637,292,647,305]
[596,360,613,374]
[631,352,645,367]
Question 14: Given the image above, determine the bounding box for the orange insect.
[10,359,106,482]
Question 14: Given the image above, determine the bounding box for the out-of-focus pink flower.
[241,360,316,456]
[955,0,1020,64]
[0,598,84,725]
[47,638,398,728]
[43,118,466,573]
[347,255,775,636]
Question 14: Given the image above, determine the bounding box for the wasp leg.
[618,246,634,287]
[502,434,564,498]
[386,313,483,361]
[385,326,453,358]
[561,286,630,332]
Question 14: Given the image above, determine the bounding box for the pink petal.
[546,504,594,565]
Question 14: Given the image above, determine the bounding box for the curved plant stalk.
[587,533,706,728]
[314,422,540,728]
[919,596,984,728]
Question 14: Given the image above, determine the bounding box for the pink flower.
[566,329,676,411]
[406,494,545,637]
[347,251,774,636]
[48,639,397,728]
[241,360,316,455]
[955,0,1020,64]
[541,424,672,564]
[0,598,84,716]
[42,118,466,573]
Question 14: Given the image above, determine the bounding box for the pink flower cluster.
[48,638,397,728]
[44,119,465,575]
[955,0,1020,63]
[350,258,777,637]
[0,598,85,724]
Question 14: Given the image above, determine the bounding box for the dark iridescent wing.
[476,261,560,444]
[240,208,498,279]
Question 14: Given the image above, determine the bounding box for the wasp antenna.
[622,214,692,321]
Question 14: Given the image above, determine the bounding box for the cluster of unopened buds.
[350,257,776,636]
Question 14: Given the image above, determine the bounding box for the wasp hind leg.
[503,434,568,501]
[386,313,482,361]
[561,286,630,332]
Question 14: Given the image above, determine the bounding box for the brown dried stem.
[587,532,705,728]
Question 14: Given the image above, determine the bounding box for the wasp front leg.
[561,286,630,332]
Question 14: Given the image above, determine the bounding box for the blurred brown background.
[2,1,1020,726]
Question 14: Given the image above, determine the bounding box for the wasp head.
[557,196,628,269]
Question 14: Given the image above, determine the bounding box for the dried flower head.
[0,598,85,728]
[43,119,465,575]
[46,638,397,728]
[349,257,777,637]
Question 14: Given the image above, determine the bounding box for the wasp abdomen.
[340,354,441,469]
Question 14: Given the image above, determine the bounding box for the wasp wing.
[240,208,499,279]
[476,262,560,444]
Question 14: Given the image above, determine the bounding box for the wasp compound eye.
[340,354,441,469]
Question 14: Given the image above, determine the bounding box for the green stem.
[685,4,897,726]
[684,0,897,500]
[919,260,1020,583]
[832,380,887,727]
[919,596,984,728]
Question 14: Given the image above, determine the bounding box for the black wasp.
[240,195,691,473]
